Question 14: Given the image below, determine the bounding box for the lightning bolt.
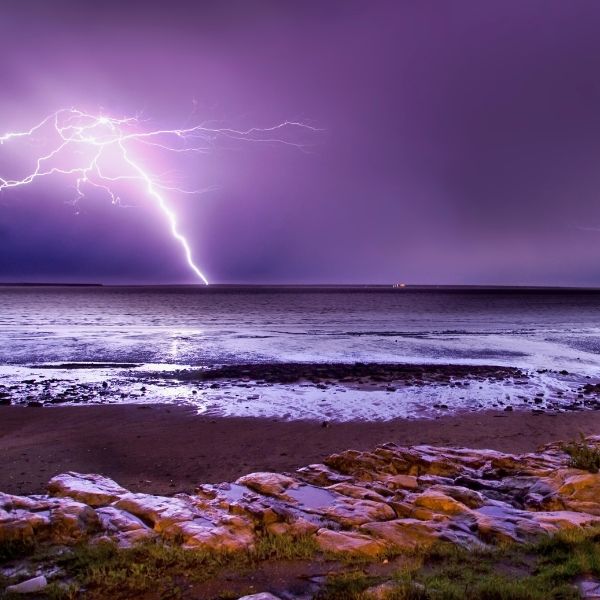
[0,108,318,284]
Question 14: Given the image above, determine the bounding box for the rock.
[578,577,600,599]
[96,506,155,546]
[115,493,257,551]
[236,472,298,499]
[48,472,127,507]
[361,518,447,549]
[324,449,402,480]
[430,485,486,509]
[384,474,418,490]
[327,482,388,502]
[315,528,387,556]
[363,582,398,600]
[48,499,99,542]
[114,494,196,532]
[559,473,600,502]
[228,499,284,527]
[238,594,282,600]
[412,489,471,516]
[166,518,254,552]
[296,463,353,486]
[6,575,47,594]
[266,516,318,537]
[532,510,600,531]
[4,435,600,563]
[0,510,50,543]
[324,497,396,526]
[363,582,429,600]
[472,505,539,544]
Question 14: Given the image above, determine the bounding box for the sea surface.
[1,285,600,420]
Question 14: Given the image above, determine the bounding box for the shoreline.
[3,360,594,422]
[3,403,600,496]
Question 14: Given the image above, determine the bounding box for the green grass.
[0,533,319,600]
[317,565,578,599]
[415,574,577,600]
[315,533,597,600]
[58,540,222,596]
[57,535,316,598]
[562,433,600,473]
[5,528,600,599]
[314,571,379,599]
[251,533,318,561]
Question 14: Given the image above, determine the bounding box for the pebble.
[6,575,48,594]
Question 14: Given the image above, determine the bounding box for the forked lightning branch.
[0,108,317,283]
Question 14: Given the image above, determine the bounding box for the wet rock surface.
[4,362,600,423]
[174,362,525,387]
[2,437,600,564]
[1,362,522,409]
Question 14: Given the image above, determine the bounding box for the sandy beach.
[2,404,600,496]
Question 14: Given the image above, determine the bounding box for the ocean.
[1,285,599,420]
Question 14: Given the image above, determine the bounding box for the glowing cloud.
[0,108,318,283]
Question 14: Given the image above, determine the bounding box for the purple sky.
[2,0,600,285]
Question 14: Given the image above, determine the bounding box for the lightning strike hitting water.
[0,108,318,284]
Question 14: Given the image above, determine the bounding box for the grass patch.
[530,527,600,587]
[315,571,378,599]
[406,542,577,600]
[315,535,593,600]
[0,539,36,563]
[4,528,600,599]
[318,569,578,600]
[562,433,600,473]
[53,540,224,598]
[0,533,318,600]
[251,533,318,561]
[41,583,80,600]
[417,573,577,600]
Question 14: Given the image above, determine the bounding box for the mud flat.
[3,404,600,497]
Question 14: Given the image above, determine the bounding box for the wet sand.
[2,404,600,496]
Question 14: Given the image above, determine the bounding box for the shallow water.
[1,285,599,420]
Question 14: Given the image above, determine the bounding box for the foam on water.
[1,286,599,420]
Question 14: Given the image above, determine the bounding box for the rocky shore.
[4,436,600,597]
[0,362,525,408]
[169,362,525,386]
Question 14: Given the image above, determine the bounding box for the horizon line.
[1,282,600,290]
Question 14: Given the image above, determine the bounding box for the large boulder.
[48,472,127,507]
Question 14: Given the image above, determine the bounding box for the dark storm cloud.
[1,0,600,284]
